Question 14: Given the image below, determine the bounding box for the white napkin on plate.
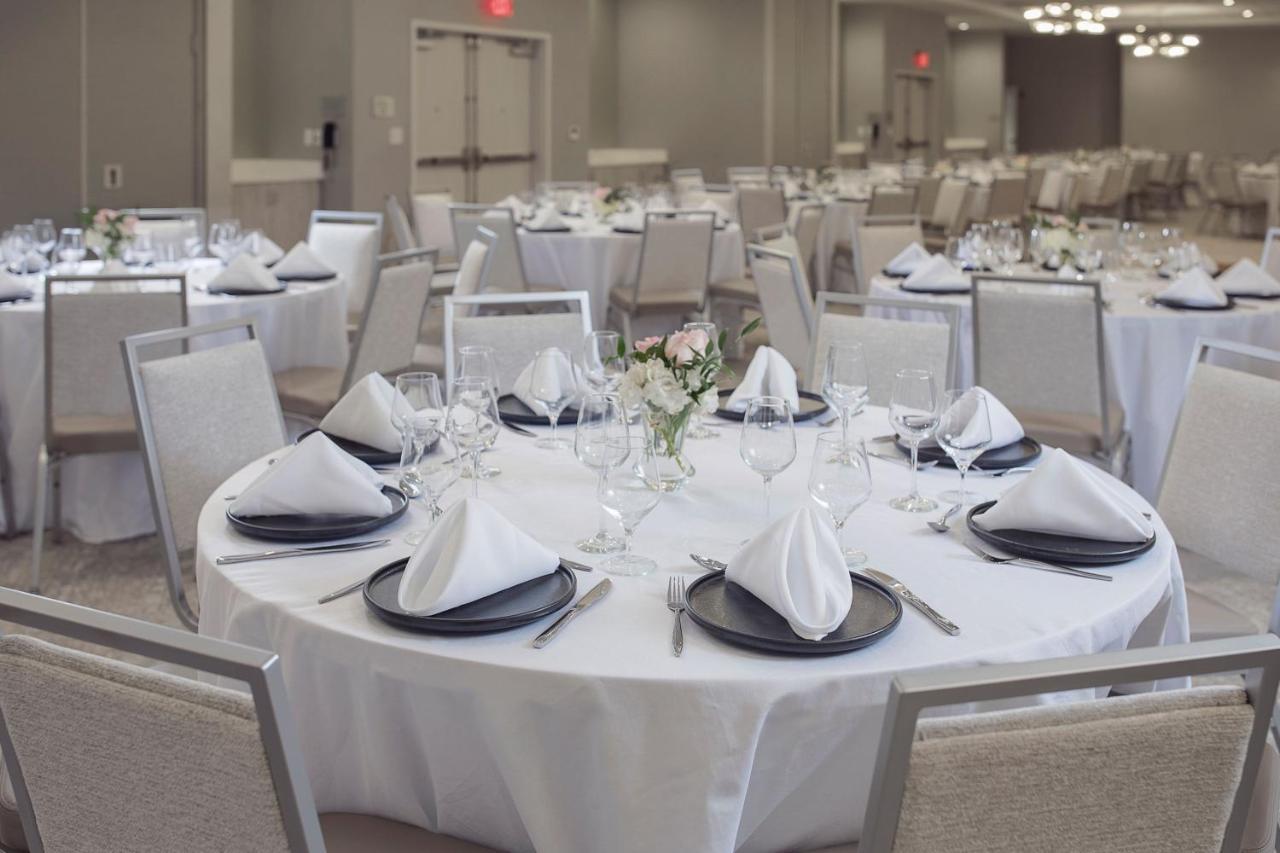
[396,498,560,615]
[207,253,281,294]
[512,351,581,413]
[901,254,970,293]
[1158,268,1228,307]
[525,207,568,232]
[974,448,1153,542]
[1217,258,1280,297]
[1057,263,1081,279]
[725,346,799,412]
[611,210,646,232]
[271,241,338,280]
[246,231,285,266]
[495,195,529,220]
[726,506,852,641]
[0,270,33,301]
[229,432,392,518]
[691,199,729,227]
[318,372,407,453]
[884,242,931,276]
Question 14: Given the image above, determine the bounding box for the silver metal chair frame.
[849,214,923,295]
[859,634,1280,853]
[746,242,815,340]
[0,403,13,539]
[448,204,531,291]
[343,247,440,394]
[0,586,326,852]
[307,209,385,309]
[1260,227,1280,274]
[121,318,285,631]
[384,193,417,252]
[121,207,208,254]
[623,210,716,328]
[867,185,919,218]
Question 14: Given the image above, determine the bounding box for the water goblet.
[446,376,501,498]
[888,368,939,513]
[740,396,797,524]
[391,372,444,499]
[529,346,578,450]
[54,228,85,271]
[599,437,664,577]
[808,433,873,566]
[32,219,56,258]
[574,393,629,554]
[407,436,461,546]
[456,344,502,479]
[935,389,992,506]
[823,342,869,448]
[581,330,625,393]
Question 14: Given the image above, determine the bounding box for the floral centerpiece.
[1025,213,1081,269]
[593,185,634,218]
[617,318,759,492]
[79,208,137,265]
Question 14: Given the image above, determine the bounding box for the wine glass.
[529,346,577,450]
[54,228,85,271]
[445,376,500,497]
[390,372,443,501]
[822,342,869,449]
[129,231,155,269]
[574,393,629,554]
[808,433,873,566]
[935,389,992,506]
[209,219,240,262]
[580,330,626,393]
[410,435,461,546]
[10,225,36,273]
[888,368,939,513]
[998,226,1023,273]
[182,215,205,259]
[599,436,664,576]
[32,219,56,258]
[1076,234,1104,277]
[682,321,719,439]
[740,397,797,524]
[456,345,502,479]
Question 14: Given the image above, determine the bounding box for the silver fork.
[964,542,1112,582]
[667,576,686,657]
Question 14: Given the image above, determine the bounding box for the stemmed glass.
[682,321,719,439]
[128,231,155,269]
[1075,233,1104,277]
[808,433,874,566]
[935,389,992,506]
[32,219,56,258]
[54,228,85,271]
[209,219,241,262]
[409,436,461,546]
[182,215,205,260]
[529,346,577,450]
[599,436,664,576]
[581,330,626,393]
[446,376,500,497]
[456,345,502,478]
[998,226,1023,273]
[823,342,869,449]
[390,372,443,500]
[888,368,939,513]
[740,396,797,524]
[574,393,629,554]
[10,226,36,273]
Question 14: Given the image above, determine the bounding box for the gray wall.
[589,0,619,148]
[839,4,885,144]
[948,31,1004,155]
[1006,34,1120,152]
[771,0,833,166]
[881,5,949,161]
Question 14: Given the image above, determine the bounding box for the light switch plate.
[103,163,123,189]
[388,126,405,146]
[372,95,396,119]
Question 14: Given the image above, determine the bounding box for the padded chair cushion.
[49,414,138,455]
[1181,546,1273,640]
[1010,404,1124,457]
[273,366,344,419]
[708,277,758,302]
[608,286,703,314]
[320,812,497,853]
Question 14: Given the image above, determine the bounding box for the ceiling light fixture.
[1024,6,1044,18]
[1024,3,1117,34]
[958,21,970,30]
[1133,44,1155,57]
[1118,33,1138,45]
[1242,8,1254,17]
[1135,23,1147,32]
[1223,0,1235,6]
[1181,34,1200,46]
[1117,28,1202,57]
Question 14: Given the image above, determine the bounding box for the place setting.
[716,344,830,422]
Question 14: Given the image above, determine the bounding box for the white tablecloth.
[868,270,1280,499]
[0,259,348,541]
[197,410,1187,853]
[1240,169,1280,229]
[518,220,745,329]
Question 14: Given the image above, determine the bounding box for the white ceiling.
[840,0,1280,30]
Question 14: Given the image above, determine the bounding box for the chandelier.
[1117,29,1200,57]
[1023,3,1120,34]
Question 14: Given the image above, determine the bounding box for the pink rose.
[93,209,110,227]
[664,328,710,365]
[121,215,138,234]
[634,336,663,352]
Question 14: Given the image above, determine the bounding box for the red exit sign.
[913,50,931,69]
[482,0,514,17]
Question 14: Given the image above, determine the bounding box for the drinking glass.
[456,345,502,478]
[445,376,501,497]
[129,231,155,269]
[54,228,85,271]
[808,433,873,566]
[682,321,719,439]
[998,226,1023,273]
[1076,234,1104,277]
[888,368,939,512]
[823,342,869,448]
[32,219,56,256]
[935,389,992,506]
[10,225,36,273]
[529,346,577,450]
[599,436,664,576]
[574,393,629,554]
[390,372,444,501]
[209,219,241,262]
[580,330,626,393]
[409,436,461,546]
[740,396,797,524]
[182,215,205,259]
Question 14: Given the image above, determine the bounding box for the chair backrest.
[122,319,287,629]
[912,177,941,222]
[984,174,1027,221]
[1126,158,1152,195]
[450,228,498,321]
[345,248,439,390]
[851,215,925,295]
[1209,160,1243,204]
[45,273,188,434]
[122,208,207,258]
[443,291,592,394]
[1261,227,1280,280]
[930,178,970,233]
[1036,168,1066,210]
[972,275,1117,446]
[790,203,825,282]
[0,587,325,852]
[631,211,715,307]
[307,210,383,313]
[859,635,1280,853]
[748,244,814,375]
[450,204,527,292]
[1093,162,1127,206]
[727,166,769,186]
[1025,166,1046,205]
[868,185,917,217]
[1081,216,1120,232]
[809,292,957,405]
[671,168,705,197]
[384,193,416,252]
[1157,339,1280,589]
[737,186,787,248]
[411,190,456,262]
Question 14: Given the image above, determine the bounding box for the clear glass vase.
[640,406,696,493]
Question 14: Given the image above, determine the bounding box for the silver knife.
[532,579,612,648]
[216,538,390,565]
[501,419,537,437]
[865,568,959,635]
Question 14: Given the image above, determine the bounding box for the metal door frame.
[891,70,935,164]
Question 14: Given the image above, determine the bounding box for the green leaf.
[718,329,728,352]
[739,316,762,338]
[617,337,627,358]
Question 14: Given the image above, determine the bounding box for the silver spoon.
[927,503,962,533]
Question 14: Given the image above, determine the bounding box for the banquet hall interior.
[3,0,1280,850]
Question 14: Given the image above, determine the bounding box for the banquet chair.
[0,408,12,540]
[923,178,970,251]
[1024,166,1046,209]
[121,207,206,258]
[790,203,825,287]
[1077,162,1127,219]
[411,230,496,374]
[737,185,787,252]
[808,293,957,407]
[1199,160,1266,237]
[385,193,416,252]
[671,167,705,200]
[31,273,188,594]
[444,291,591,393]
[867,186,917,218]
[1260,227,1280,280]
[727,166,770,187]
[911,177,941,224]
[748,244,814,378]
[607,211,715,345]
[412,190,458,268]
[121,319,287,631]
[850,215,925,295]
[983,173,1027,222]
[854,635,1280,853]
[308,210,384,320]
[1123,158,1152,220]
[449,204,559,295]
[273,248,440,422]
[1156,339,1280,641]
[0,587,497,853]
[972,275,1129,480]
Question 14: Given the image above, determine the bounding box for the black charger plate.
[226,485,408,542]
[1230,292,1280,300]
[525,226,572,234]
[898,281,972,295]
[363,558,576,634]
[1152,295,1236,312]
[497,394,579,426]
[0,293,33,305]
[966,500,1155,566]
[893,435,1042,470]
[714,389,829,422]
[684,571,902,655]
[298,428,436,466]
[272,272,338,282]
[880,269,910,279]
[213,284,287,296]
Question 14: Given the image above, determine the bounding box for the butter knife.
[865,568,959,635]
[532,579,612,648]
[217,538,390,565]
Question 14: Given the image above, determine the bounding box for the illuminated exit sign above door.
[913,50,931,70]
[482,0,514,17]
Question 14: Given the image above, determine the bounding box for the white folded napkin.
[884,242,931,276]
[725,346,799,412]
[397,498,560,615]
[1217,258,1280,297]
[611,210,646,232]
[1057,263,1081,279]
[318,372,408,453]
[901,254,970,293]
[207,253,281,294]
[692,199,729,227]
[1158,268,1228,307]
[512,351,581,414]
[726,506,853,641]
[0,270,33,301]
[229,432,392,518]
[271,241,338,280]
[525,207,568,231]
[944,386,1024,450]
[246,231,285,266]
[495,195,529,219]
[974,448,1153,542]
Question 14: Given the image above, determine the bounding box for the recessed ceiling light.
[1133,44,1155,57]
[1100,5,1121,17]
[1181,34,1200,46]
[1135,23,1147,32]
[1118,33,1138,45]
[1024,7,1045,19]
[1045,3,1064,16]
[1158,32,1173,43]
[1242,8,1254,17]
[1165,44,1189,56]
[1223,0,1235,6]
[958,21,970,30]
[1033,19,1055,32]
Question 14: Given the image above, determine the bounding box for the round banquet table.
[196,408,1189,853]
[868,268,1280,501]
[0,259,348,540]
[517,218,745,330]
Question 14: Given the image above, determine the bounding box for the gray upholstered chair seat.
[49,413,138,455]
[273,366,344,419]
[319,813,497,853]
[1010,403,1124,457]
[608,285,703,313]
[707,277,758,302]
[1181,546,1273,639]
[412,342,446,374]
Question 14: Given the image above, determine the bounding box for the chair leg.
[619,311,633,349]
[31,446,49,593]
[51,456,63,545]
